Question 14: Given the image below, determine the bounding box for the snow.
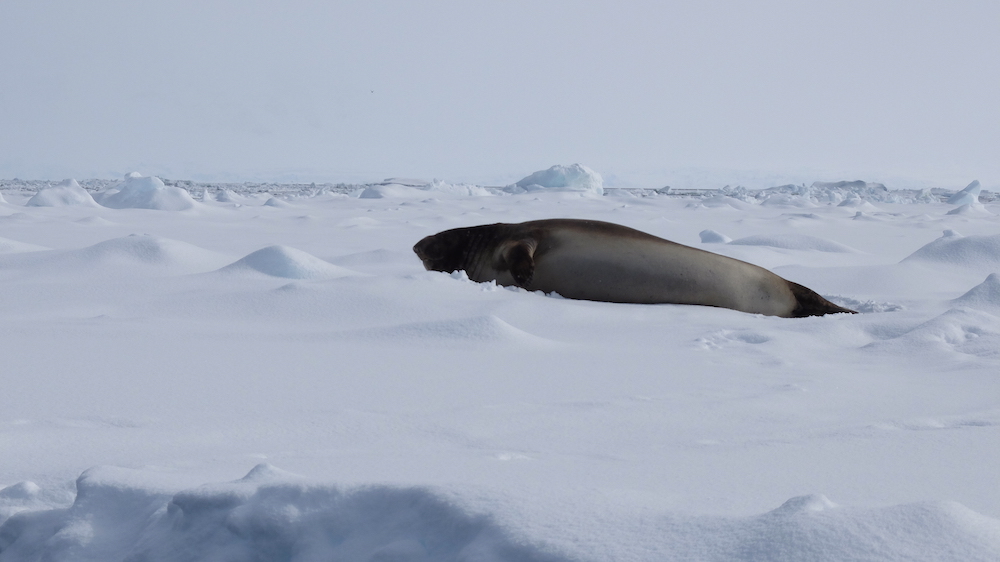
[511,164,604,195]
[901,230,1000,271]
[221,245,363,280]
[24,179,98,207]
[953,273,1000,309]
[2,177,1000,561]
[699,229,732,244]
[95,173,198,211]
[728,234,857,253]
[947,180,983,206]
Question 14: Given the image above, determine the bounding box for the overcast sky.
[2,1,998,188]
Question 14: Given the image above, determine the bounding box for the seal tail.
[786,281,857,317]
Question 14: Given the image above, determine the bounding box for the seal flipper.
[501,240,537,287]
[787,281,857,317]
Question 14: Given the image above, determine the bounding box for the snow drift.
[3,468,1000,562]
[953,273,1000,309]
[25,179,98,207]
[729,233,857,253]
[220,245,361,279]
[902,230,1000,270]
[0,235,232,276]
[0,465,563,562]
[96,173,198,211]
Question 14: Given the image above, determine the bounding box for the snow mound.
[221,245,361,279]
[510,164,604,195]
[214,189,239,203]
[837,195,881,211]
[96,173,198,211]
[0,236,49,254]
[729,234,856,253]
[952,273,1000,309]
[947,180,982,205]
[75,216,116,226]
[699,229,732,243]
[902,231,1000,269]
[690,495,1000,561]
[0,235,231,276]
[25,179,98,207]
[0,465,557,562]
[864,307,1000,359]
[67,235,233,274]
[946,203,992,216]
[262,197,291,207]
[360,315,547,344]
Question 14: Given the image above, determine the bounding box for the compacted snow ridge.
[2,170,999,562]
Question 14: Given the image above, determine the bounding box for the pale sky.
[2,1,998,188]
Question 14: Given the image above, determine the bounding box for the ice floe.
[509,164,604,195]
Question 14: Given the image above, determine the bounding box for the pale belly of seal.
[526,229,797,316]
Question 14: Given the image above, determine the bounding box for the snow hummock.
[95,173,198,211]
[25,179,98,207]
[953,273,1000,309]
[220,245,361,279]
[699,229,732,243]
[947,180,982,206]
[729,233,856,253]
[864,307,1000,359]
[263,197,291,207]
[510,164,604,195]
[902,230,1000,270]
[15,235,234,275]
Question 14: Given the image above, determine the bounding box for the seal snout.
[412,241,427,261]
[413,235,438,270]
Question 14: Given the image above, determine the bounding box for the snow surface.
[2,176,1000,561]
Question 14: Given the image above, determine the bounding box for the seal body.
[413,219,855,318]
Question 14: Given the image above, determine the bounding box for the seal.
[413,219,856,318]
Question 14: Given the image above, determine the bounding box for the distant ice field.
[1,171,999,561]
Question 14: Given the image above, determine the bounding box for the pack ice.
[1,169,999,561]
